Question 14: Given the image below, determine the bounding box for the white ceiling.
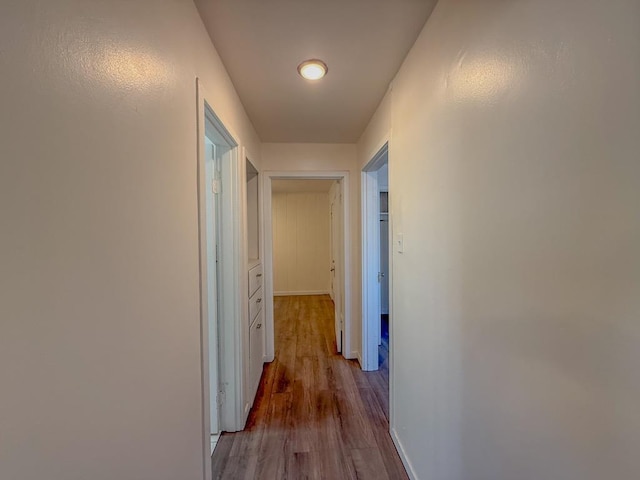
[272,179,335,193]
[195,0,437,143]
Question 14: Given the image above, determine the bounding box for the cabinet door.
[248,263,263,296]
[248,287,264,326]
[249,309,265,397]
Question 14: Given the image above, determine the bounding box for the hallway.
[211,295,407,479]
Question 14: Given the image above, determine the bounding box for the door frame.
[329,181,344,353]
[263,171,351,361]
[361,139,390,371]
[196,79,244,480]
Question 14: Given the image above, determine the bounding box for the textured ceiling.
[195,0,437,143]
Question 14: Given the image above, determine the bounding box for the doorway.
[329,180,344,353]
[203,111,226,443]
[361,142,390,372]
[263,171,351,362]
[197,80,245,480]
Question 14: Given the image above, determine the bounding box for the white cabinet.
[249,286,263,325]
[248,263,264,400]
[248,263,263,297]
[245,157,264,408]
[249,308,265,397]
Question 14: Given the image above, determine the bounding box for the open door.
[204,137,221,437]
[330,181,343,353]
[380,218,389,315]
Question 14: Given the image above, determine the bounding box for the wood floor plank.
[334,387,377,450]
[211,434,234,477]
[359,388,410,479]
[288,449,357,480]
[258,392,291,454]
[273,342,297,394]
[366,371,390,420]
[254,392,291,479]
[227,423,264,458]
[288,379,315,454]
[374,433,411,480]
[212,295,406,479]
[285,451,319,480]
[254,453,286,480]
[314,448,358,480]
[216,455,258,480]
[358,387,388,432]
[350,447,391,480]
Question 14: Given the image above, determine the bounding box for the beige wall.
[355,90,393,356]
[0,1,259,479]
[272,192,331,295]
[261,143,360,357]
[359,0,640,478]
[357,90,392,169]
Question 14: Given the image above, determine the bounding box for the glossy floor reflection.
[211,295,404,479]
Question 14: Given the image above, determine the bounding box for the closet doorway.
[361,142,391,372]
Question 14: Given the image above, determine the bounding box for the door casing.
[329,181,344,353]
[263,171,351,361]
[361,139,391,372]
[197,79,245,480]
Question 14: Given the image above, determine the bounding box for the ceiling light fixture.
[297,59,328,80]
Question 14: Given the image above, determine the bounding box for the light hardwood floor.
[211,295,406,479]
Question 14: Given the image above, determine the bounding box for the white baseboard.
[344,350,358,361]
[210,433,220,455]
[274,290,330,296]
[391,427,418,480]
[355,351,363,367]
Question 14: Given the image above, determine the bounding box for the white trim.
[274,290,331,296]
[387,131,396,432]
[240,147,263,424]
[210,434,220,456]
[196,78,213,480]
[364,135,391,172]
[391,428,418,480]
[361,140,389,371]
[197,78,245,480]
[263,170,352,361]
[207,107,244,433]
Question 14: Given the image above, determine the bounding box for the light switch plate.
[396,233,404,253]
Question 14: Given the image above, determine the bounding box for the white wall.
[262,143,360,358]
[358,90,392,171]
[272,192,331,295]
[359,0,640,478]
[0,1,259,479]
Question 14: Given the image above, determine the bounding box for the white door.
[380,216,389,315]
[330,182,343,353]
[204,124,228,435]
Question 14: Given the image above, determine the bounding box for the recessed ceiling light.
[297,59,328,80]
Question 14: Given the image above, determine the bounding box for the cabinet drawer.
[249,309,265,395]
[249,287,264,325]
[248,263,263,297]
